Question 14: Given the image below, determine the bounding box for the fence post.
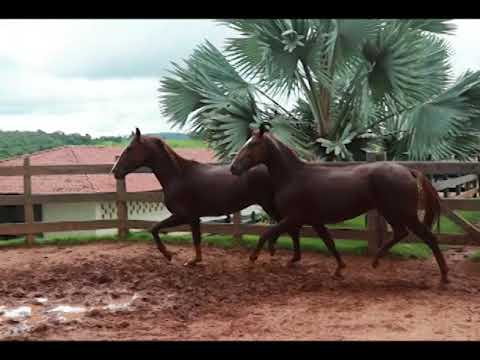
[116,178,128,241]
[23,157,35,246]
[366,152,387,255]
[233,211,242,245]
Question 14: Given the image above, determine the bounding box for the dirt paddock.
[0,241,479,340]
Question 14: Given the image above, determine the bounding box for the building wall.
[42,200,264,239]
[94,200,171,236]
[43,202,97,239]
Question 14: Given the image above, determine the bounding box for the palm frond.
[158,40,257,136]
[364,20,452,107]
[223,19,320,97]
[406,19,457,35]
[400,71,480,160]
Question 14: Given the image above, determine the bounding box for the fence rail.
[0,156,479,252]
[1,161,479,177]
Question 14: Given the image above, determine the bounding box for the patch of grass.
[246,235,432,259]
[438,210,480,234]
[142,231,431,260]
[328,215,366,230]
[0,230,434,260]
[93,138,208,149]
[164,139,207,149]
[322,210,480,235]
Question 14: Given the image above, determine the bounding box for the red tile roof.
[0,146,217,195]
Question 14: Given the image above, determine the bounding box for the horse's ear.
[134,128,142,142]
[259,121,271,137]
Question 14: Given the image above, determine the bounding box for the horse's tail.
[410,169,441,230]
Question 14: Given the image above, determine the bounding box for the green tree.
[159,19,480,161]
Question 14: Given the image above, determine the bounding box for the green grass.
[4,209,476,261]
[438,210,480,234]
[329,215,366,230]
[321,211,480,236]
[0,231,434,260]
[94,138,208,149]
[164,139,207,149]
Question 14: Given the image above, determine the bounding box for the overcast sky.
[0,19,478,138]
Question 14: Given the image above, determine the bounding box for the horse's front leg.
[312,223,346,278]
[184,218,202,266]
[288,229,301,265]
[250,218,299,263]
[150,214,188,261]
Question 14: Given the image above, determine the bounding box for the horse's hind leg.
[312,224,346,278]
[261,207,300,261]
[260,205,283,256]
[250,218,300,263]
[185,218,202,267]
[266,229,301,265]
[372,225,408,268]
[287,229,301,264]
[150,214,188,261]
[407,219,449,284]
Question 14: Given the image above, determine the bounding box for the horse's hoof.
[333,272,344,280]
[371,260,379,269]
[184,259,201,267]
[163,252,174,262]
[287,257,301,266]
[249,254,258,263]
[437,282,448,291]
[269,248,276,257]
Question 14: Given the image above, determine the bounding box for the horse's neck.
[264,137,303,186]
[149,141,185,188]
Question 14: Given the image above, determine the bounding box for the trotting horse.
[111,128,300,266]
[230,125,449,284]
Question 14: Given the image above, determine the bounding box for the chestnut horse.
[230,125,449,284]
[111,128,299,266]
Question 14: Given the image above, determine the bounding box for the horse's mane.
[147,136,190,173]
[266,133,303,164]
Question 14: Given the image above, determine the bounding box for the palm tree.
[159,19,480,161]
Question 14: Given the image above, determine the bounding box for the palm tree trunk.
[300,60,328,137]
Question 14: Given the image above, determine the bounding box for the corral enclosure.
[0,156,479,248]
[0,157,479,340]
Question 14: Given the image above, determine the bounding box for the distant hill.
[0,130,97,160]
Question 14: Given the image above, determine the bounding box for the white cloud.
[0,19,232,78]
[0,19,478,138]
[446,19,480,76]
[0,19,233,137]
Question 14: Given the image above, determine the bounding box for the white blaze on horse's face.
[230,135,261,176]
[244,136,254,147]
[236,136,254,159]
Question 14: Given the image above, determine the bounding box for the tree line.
[0,130,196,160]
[0,130,125,160]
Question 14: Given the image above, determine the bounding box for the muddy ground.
[0,242,479,340]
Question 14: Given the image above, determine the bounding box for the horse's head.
[111,128,152,179]
[230,123,270,176]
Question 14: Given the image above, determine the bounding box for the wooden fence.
[0,155,479,254]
